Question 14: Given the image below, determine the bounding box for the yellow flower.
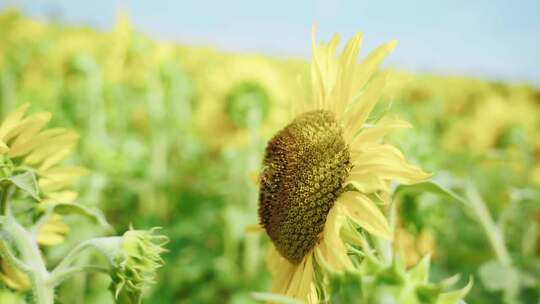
[36,214,71,246]
[259,27,429,302]
[442,95,537,153]
[0,259,31,291]
[0,104,86,289]
[194,54,293,148]
[0,103,87,206]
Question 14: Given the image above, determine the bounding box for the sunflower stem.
[50,239,96,278]
[49,264,108,287]
[2,199,54,304]
[465,183,512,266]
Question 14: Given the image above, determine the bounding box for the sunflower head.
[225,81,270,128]
[259,109,352,263]
[109,228,168,303]
[0,104,86,206]
[259,27,430,303]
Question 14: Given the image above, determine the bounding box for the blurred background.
[0,1,539,303]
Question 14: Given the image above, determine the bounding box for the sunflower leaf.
[393,180,467,205]
[52,203,112,231]
[8,171,40,201]
[436,277,473,304]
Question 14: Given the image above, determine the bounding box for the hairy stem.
[50,240,95,277]
[49,265,109,287]
[3,203,53,304]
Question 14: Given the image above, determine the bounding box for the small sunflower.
[442,95,537,153]
[194,54,293,148]
[258,27,429,302]
[0,104,86,289]
[0,103,86,205]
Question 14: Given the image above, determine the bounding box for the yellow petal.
[37,215,69,246]
[310,26,341,110]
[353,40,397,92]
[0,140,8,154]
[320,204,353,270]
[283,255,317,301]
[293,255,316,302]
[8,128,67,158]
[40,166,88,180]
[0,103,29,140]
[38,148,76,171]
[334,33,363,117]
[285,260,305,298]
[23,131,78,166]
[346,171,390,194]
[245,223,264,234]
[44,190,78,204]
[3,112,51,143]
[0,259,31,291]
[350,115,411,149]
[338,191,393,240]
[344,71,388,141]
[350,144,430,184]
[38,177,73,192]
[37,233,65,246]
[266,245,296,294]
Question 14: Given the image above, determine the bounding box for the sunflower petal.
[8,128,67,158]
[338,191,392,239]
[0,103,29,140]
[354,40,397,91]
[334,33,363,117]
[3,112,51,143]
[344,71,388,141]
[350,115,411,149]
[350,144,430,184]
[0,140,9,154]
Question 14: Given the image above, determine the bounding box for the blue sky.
[1,0,539,85]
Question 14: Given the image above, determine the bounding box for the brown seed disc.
[259,110,352,263]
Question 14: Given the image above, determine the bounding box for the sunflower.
[442,95,537,153]
[0,104,86,290]
[194,54,293,148]
[0,104,86,205]
[258,27,429,302]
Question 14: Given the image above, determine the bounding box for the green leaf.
[409,255,431,283]
[416,284,441,303]
[52,203,112,231]
[8,171,39,201]
[394,180,467,206]
[251,292,303,304]
[436,277,473,304]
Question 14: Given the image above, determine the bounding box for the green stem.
[374,201,396,265]
[50,236,122,282]
[465,184,512,266]
[3,208,53,304]
[49,265,109,287]
[0,184,11,215]
[51,240,95,277]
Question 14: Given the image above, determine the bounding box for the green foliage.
[327,257,471,304]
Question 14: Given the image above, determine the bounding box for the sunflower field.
[0,9,539,304]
